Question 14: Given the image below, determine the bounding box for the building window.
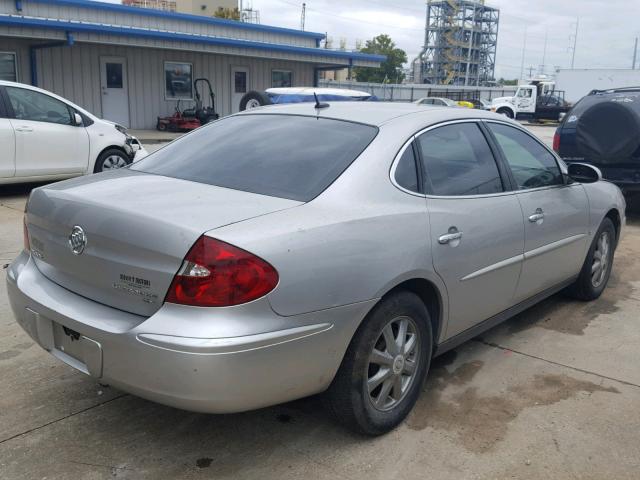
[164,61,193,100]
[0,52,17,82]
[272,70,293,88]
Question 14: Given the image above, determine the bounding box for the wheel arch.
[605,207,622,247]
[376,277,446,347]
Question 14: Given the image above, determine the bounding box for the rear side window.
[417,123,503,196]
[132,114,378,202]
[487,123,562,190]
[394,144,420,193]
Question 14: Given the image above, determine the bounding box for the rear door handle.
[14,126,34,133]
[438,229,463,245]
[528,208,544,224]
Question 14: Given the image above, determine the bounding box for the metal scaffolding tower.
[412,0,499,86]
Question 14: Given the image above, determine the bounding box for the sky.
[100,0,640,80]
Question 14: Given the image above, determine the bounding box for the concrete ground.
[1,128,639,479]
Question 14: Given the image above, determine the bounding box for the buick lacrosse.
[7,102,625,435]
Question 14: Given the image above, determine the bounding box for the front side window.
[0,52,17,81]
[164,62,193,100]
[417,123,503,196]
[5,87,72,125]
[394,143,420,193]
[487,123,563,190]
[132,114,378,202]
[272,70,293,88]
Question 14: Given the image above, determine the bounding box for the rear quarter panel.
[209,123,446,328]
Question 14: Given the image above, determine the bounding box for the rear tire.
[326,291,432,436]
[239,91,272,111]
[567,217,616,301]
[93,149,131,173]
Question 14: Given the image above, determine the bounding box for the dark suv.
[554,87,640,195]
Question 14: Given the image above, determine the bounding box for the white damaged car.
[0,80,147,185]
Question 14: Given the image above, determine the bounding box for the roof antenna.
[314,92,329,110]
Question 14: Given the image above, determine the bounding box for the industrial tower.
[412,0,499,86]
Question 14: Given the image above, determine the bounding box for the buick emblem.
[68,226,87,255]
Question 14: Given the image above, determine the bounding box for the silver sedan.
[7,102,625,435]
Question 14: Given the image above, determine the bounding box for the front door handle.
[528,208,544,224]
[14,126,34,132]
[438,228,463,245]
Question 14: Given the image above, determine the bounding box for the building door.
[231,66,249,113]
[100,57,130,127]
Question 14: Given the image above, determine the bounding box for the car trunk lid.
[26,170,301,317]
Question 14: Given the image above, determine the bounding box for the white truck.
[490,79,571,121]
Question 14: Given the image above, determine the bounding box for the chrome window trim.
[390,118,516,200]
[389,138,424,198]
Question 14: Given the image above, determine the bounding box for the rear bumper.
[6,252,374,413]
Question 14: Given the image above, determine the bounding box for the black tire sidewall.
[498,108,514,119]
[338,292,432,435]
[94,149,131,173]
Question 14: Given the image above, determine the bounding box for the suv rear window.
[131,114,378,201]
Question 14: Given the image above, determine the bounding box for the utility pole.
[519,25,528,80]
[540,28,548,75]
[300,2,306,31]
[571,17,579,68]
[527,65,535,78]
[633,37,638,70]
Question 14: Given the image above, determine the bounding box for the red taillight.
[165,236,279,307]
[553,131,560,153]
[23,215,30,252]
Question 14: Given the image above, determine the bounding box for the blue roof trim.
[26,0,326,40]
[0,15,386,63]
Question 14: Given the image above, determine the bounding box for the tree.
[214,7,240,20]
[353,34,407,84]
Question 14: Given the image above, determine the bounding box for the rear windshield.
[131,114,378,202]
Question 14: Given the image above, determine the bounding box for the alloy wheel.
[591,231,611,288]
[102,155,128,170]
[246,99,262,109]
[366,316,421,412]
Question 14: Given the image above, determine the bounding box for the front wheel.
[94,149,131,173]
[497,107,514,119]
[567,217,616,301]
[326,291,432,435]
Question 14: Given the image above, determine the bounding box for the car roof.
[239,101,500,127]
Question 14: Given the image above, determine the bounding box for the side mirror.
[567,163,602,184]
[73,112,83,126]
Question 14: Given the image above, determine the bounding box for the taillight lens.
[553,131,560,152]
[23,215,30,252]
[165,236,278,307]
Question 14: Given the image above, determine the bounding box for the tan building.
[175,0,237,16]
[123,0,237,16]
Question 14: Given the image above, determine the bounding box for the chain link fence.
[318,79,518,103]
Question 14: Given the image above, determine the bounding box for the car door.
[4,85,89,178]
[0,87,15,178]
[417,121,525,338]
[485,121,589,301]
